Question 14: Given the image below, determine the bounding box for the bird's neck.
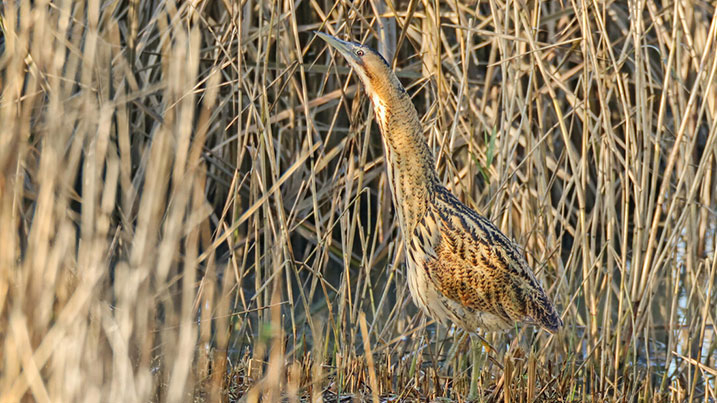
[371,90,438,234]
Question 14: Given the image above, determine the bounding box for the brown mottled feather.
[419,187,562,332]
[317,32,562,334]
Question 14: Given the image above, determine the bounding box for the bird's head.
[315,32,402,103]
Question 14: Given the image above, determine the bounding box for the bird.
[315,31,562,347]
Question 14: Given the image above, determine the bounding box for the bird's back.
[406,185,563,333]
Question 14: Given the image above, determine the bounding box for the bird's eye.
[356,49,364,57]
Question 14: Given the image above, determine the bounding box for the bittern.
[316,31,562,389]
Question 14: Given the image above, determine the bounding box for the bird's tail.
[528,290,563,333]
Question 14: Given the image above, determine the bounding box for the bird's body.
[316,32,562,335]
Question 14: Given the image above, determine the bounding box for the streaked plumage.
[316,32,562,335]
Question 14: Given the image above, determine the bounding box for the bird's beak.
[314,32,360,67]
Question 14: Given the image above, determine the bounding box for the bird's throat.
[371,91,438,234]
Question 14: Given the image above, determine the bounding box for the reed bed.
[0,0,715,401]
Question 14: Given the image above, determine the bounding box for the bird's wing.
[417,186,561,332]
